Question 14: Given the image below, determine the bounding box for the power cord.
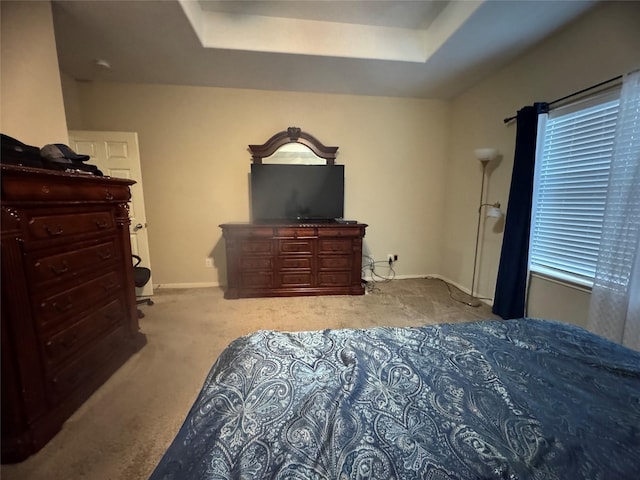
[361,255,395,293]
[424,276,492,307]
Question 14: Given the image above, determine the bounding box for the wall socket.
[387,254,398,264]
[205,258,213,268]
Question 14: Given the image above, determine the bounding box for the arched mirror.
[263,143,325,165]
[249,127,338,165]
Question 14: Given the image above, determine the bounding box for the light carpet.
[1,278,496,480]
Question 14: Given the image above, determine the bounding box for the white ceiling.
[196,0,448,29]
[52,0,598,100]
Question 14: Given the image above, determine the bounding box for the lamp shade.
[474,148,498,162]
[486,206,502,218]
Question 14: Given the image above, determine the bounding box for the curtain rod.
[503,74,623,124]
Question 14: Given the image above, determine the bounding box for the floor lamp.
[468,148,501,307]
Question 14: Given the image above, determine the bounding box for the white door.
[69,130,154,297]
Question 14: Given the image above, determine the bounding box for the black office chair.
[133,254,153,318]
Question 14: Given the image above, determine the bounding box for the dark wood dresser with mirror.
[220,127,367,299]
[1,164,146,463]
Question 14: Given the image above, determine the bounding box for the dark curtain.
[493,103,548,319]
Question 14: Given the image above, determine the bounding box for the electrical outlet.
[387,254,394,264]
[205,258,213,268]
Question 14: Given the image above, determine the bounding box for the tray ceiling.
[52,0,598,99]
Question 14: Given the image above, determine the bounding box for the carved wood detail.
[249,127,338,164]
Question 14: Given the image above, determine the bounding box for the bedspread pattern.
[150,319,640,479]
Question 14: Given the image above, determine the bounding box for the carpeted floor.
[1,278,496,480]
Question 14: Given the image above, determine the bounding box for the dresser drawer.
[317,227,361,237]
[318,238,352,253]
[280,239,313,255]
[27,240,118,287]
[1,171,131,203]
[276,227,316,238]
[42,298,124,370]
[27,211,114,241]
[240,272,274,288]
[238,240,273,254]
[47,326,127,403]
[318,255,352,270]
[280,257,312,269]
[318,271,351,286]
[239,256,273,271]
[228,226,274,238]
[280,272,312,287]
[35,271,121,332]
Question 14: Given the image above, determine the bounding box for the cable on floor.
[361,255,395,293]
[424,276,493,308]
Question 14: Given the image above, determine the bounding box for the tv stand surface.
[334,219,358,224]
[219,222,367,298]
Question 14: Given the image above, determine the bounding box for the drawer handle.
[102,282,117,291]
[47,334,78,352]
[52,297,73,312]
[105,191,114,200]
[49,261,70,275]
[96,219,109,229]
[97,249,112,260]
[52,370,83,388]
[61,334,78,350]
[45,225,64,236]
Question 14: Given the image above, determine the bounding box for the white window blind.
[530,91,620,286]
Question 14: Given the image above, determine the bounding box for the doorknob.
[133,223,144,232]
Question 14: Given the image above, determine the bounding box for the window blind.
[530,93,620,286]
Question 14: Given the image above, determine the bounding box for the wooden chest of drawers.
[220,222,367,298]
[1,165,146,463]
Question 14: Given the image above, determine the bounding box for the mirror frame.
[249,127,338,165]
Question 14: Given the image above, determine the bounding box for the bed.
[149,318,640,479]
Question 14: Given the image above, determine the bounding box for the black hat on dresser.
[40,143,90,163]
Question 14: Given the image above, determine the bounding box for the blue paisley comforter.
[149,318,640,479]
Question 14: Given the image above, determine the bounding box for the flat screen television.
[251,164,344,222]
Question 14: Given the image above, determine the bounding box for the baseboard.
[426,274,469,294]
[154,282,220,290]
[362,273,425,282]
[160,276,431,290]
[153,276,494,307]
[362,273,461,285]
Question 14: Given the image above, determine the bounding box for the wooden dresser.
[1,165,146,463]
[220,222,367,298]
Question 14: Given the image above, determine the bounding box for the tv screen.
[251,164,344,222]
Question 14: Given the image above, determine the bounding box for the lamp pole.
[469,159,489,307]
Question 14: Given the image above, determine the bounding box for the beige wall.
[60,72,84,128]
[70,83,449,286]
[1,1,68,145]
[443,1,640,323]
[527,275,591,328]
